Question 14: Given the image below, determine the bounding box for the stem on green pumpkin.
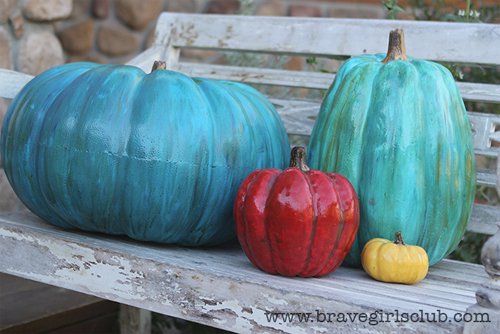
[394,231,406,245]
[381,29,408,64]
[151,60,166,72]
[289,147,311,172]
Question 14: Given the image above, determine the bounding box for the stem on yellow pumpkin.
[381,29,408,64]
[289,147,311,172]
[151,60,166,72]
[394,231,406,245]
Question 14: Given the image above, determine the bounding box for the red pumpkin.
[234,147,360,277]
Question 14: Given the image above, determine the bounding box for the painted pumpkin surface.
[361,232,429,284]
[307,30,476,266]
[234,147,359,277]
[1,61,290,246]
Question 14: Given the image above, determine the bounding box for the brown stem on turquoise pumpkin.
[151,60,166,72]
[289,146,311,172]
[381,29,408,64]
[394,231,406,245]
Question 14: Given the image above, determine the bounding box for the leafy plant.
[382,0,405,19]
[449,232,489,264]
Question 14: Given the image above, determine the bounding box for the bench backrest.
[1,13,499,234]
[129,13,500,158]
[128,13,500,234]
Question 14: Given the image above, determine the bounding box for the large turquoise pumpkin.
[1,61,290,246]
[307,30,476,266]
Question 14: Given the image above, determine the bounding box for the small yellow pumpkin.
[361,232,429,284]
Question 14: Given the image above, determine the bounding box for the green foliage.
[409,0,448,21]
[410,0,500,23]
[449,232,489,264]
[238,0,256,15]
[382,0,405,19]
[306,57,334,73]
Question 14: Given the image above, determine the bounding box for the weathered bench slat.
[272,98,500,158]
[477,168,499,188]
[468,112,500,158]
[0,69,32,100]
[154,13,500,66]
[467,203,500,235]
[457,82,500,104]
[171,63,500,104]
[0,211,486,334]
[173,62,335,90]
[307,268,478,310]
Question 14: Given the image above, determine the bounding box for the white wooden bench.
[1,13,500,334]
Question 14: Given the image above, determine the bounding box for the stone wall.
[55,0,394,66]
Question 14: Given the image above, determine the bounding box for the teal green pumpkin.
[307,30,476,266]
[1,61,290,246]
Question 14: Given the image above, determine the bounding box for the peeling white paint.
[263,293,288,306]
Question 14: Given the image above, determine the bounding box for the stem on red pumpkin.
[289,147,311,172]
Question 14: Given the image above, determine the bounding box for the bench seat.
[0,211,490,334]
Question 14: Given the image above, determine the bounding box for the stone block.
[180,48,219,61]
[23,0,72,21]
[396,10,416,20]
[97,24,141,56]
[19,31,64,76]
[167,0,196,13]
[0,27,12,70]
[328,4,386,19]
[205,0,240,14]
[93,0,110,19]
[9,11,23,38]
[58,19,95,54]
[67,53,107,64]
[256,0,285,16]
[69,0,91,19]
[0,168,20,212]
[116,0,163,31]
[285,56,303,71]
[289,5,322,17]
[0,0,19,22]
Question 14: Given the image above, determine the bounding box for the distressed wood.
[153,13,500,66]
[0,69,33,100]
[464,225,500,333]
[167,63,500,104]
[0,211,490,334]
[0,273,119,333]
[467,204,500,235]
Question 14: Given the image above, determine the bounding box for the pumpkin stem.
[394,231,406,245]
[381,29,408,64]
[289,146,311,172]
[151,60,166,72]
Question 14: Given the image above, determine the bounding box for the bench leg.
[120,304,152,334]
[464,225,500,333]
